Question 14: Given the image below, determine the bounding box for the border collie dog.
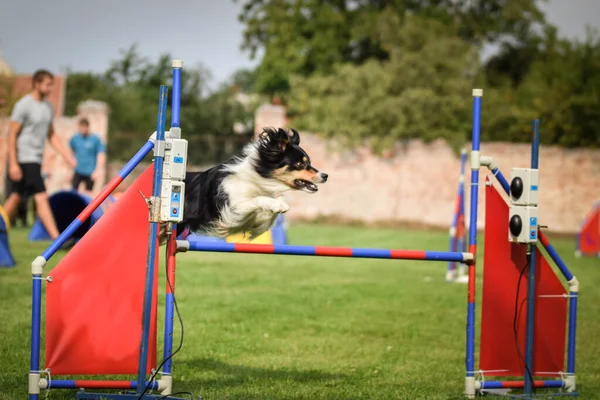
[175,127,327,240]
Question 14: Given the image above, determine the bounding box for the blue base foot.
[75,390,198,400]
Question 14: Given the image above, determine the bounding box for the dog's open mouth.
[294,179,318,192]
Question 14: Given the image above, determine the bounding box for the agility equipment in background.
[27,65,579,399]
[28,191,118,241]
[446,148,467,283]
[0,205,15,267]
[463,102,578,398]
[181,214,288,245]
[575,202,599,257]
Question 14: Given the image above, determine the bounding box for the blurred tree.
[65,45,254,165]
[287,12,477,152]
[236,0,547,96]
[0,74,16,117]
[230,68,258,93]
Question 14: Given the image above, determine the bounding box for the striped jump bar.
[178,240,474,263]
[478,380,564,389]
[41,380,160,390]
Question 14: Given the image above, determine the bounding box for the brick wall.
[277,134,599,233]
[252,104,600,234]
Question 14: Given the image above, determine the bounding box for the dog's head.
[254,127,328,193]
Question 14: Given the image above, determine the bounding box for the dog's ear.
[276,128,292,151]
[258,127,291,156]
[289,128,300,145]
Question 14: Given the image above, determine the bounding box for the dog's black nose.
[321,173,328,182]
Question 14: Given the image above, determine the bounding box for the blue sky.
[0,0,598,88]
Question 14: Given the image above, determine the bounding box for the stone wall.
[0,100,109,196]
[249,103,600,234]
[105,132,599,234]
[278,134,600,234]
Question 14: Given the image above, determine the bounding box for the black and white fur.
[175,127,327,240]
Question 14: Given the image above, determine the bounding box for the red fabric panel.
[479,183,567,377]
[45,165,159,375]
[579,207,600,255]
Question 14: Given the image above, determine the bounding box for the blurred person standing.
[69,117,106,197]
[4,70,76,248]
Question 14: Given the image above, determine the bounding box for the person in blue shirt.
[70,118,106,195]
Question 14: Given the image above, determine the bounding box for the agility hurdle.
[28,61,185,400]
[27,64,579,399]
[27,60,473,400]
[464,93,579,398]
[446,148,468,283]
[575,201,600,257]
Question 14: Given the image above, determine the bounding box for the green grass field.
[1,223,599,400]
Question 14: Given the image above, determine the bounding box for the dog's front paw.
[256,197,289,214]
[274,196,290,214]
[267,200,290,214]
[275,200,290,214]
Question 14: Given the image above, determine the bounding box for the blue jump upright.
[28,61,189,400]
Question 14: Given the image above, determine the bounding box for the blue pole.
[567,293,578,375]
[163,60,182,377]
[465,89,482,394]
[538,230,574,281]
[171,60,182,128]
[524,119,540,395]
[459,150,467,254]
[491,167,510,195]
[29,277,42,400]
[136,85,169,395]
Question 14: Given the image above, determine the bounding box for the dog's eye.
[294,162,304,169]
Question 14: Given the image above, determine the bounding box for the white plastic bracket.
[472,88,483,97]
[479,155,497,170]
[29,372,41,395]
[31,256,47,275]
[564,374,576,392]
[462,252,475,265]
[567,276,580,293]
[176,240,190,253]
[155,139,166,157]
[470,150,480,170]
[149,196,161,223]
[465,376,476,398]
[169,127,182,139]
[158,375,172,395]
